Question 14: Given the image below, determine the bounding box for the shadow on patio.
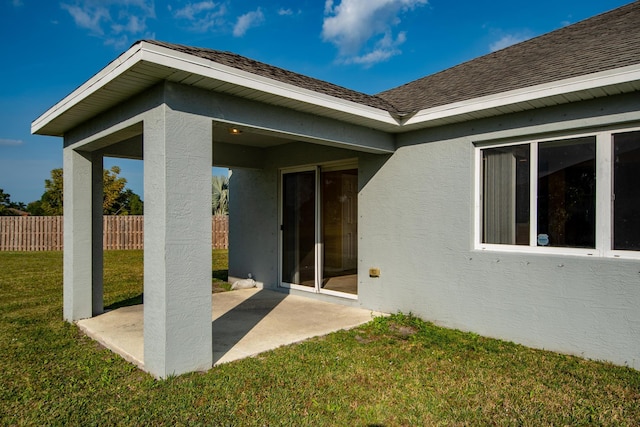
[77,288,380,373]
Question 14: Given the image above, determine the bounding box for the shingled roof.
[32,2,640,138]
[145,40,401,115]
[147,3,639,118]
[377,1,640,114]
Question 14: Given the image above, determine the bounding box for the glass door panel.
[281,171,316,287]
[281,165,358,297]
[320,169,358,295]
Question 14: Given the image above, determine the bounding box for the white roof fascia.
[31,43,144,135]
[33,40,640,136]
[136,42,398,126]
[403,63,640,127]
[32,41,398,135]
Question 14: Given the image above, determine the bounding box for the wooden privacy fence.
[0,216,64,251]
[0,215,229,251]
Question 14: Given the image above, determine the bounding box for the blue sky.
[0,0,632,204]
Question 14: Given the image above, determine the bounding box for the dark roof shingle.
[144,40,400,114]
[376,1,640,113]
[145,2,640,117]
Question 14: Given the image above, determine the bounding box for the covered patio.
[77,288,380,369]
[32,40,395,378]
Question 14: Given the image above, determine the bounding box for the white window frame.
[474,125,640,259]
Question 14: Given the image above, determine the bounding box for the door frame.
[278,160,358,299]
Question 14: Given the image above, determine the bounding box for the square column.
[143,105,213,378]
[63,148,104,321]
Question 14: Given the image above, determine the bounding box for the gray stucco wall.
[230,92,640,368]
[228,167,279,287]
[358,93,640,368]
[229,142,370,291]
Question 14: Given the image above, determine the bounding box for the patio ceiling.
[212,122,296,149]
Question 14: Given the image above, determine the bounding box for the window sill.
[474,244,640,260]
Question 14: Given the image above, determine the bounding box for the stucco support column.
[143,105,213,378]
[63,148,104,321]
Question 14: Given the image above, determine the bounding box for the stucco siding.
[228,167,279,287]
[229,142,368,294]
[358,95,640,368]
[229,93,640,368]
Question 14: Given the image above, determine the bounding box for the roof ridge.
[141,39,402,114]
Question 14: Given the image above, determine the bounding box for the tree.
[102,166,127,214]
[26,200,45,216]
[40,168,64,215]
[114,189,144,215]
[212,175,229,215]
[0,188,27,216]
[0,188,12,216]
[35,166,143,215]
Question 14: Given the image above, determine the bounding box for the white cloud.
[60,0,155,47]
[345,48,397,66]
[173,1,216,20]
[104,34,129,49]
[278,8,293,16]
[172,1,227,32]
[489,33,531,52]
[324,0,333,14]
[343,30,406,67]
[61,3,109,35]
[0,138,24,146]
[112,15,146,34]
[233,8,264,37]
[322,0,427,66]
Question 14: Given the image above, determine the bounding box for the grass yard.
[1,251,639,425]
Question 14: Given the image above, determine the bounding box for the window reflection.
[537,137,596,248]
[613,131,640,250]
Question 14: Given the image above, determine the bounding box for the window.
[482,144,529,245]
[477,129,640,256]
[613,131,640,250]
[537,137,596,248]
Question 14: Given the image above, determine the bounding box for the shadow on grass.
[213,269,228,281]
[105,293,143,310]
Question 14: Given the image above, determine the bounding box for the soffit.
[32,12,640,140]
[398,64,640,131]
[31,42,401,137]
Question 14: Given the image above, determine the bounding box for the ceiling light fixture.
[228,127,242,135]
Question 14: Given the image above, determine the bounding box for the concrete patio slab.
[77,288,382,373]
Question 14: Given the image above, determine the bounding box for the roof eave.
[31,40,640,138]
[31,41,399,137]
[31,42,145,136]
[400,63,640,131]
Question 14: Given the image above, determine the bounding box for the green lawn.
[1,251,639,425]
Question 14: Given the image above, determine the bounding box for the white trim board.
[32,42,640,138]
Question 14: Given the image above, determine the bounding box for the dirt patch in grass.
[389,322,418,338]
[212,281,232,293]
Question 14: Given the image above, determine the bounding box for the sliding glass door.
[281,165,358,297]
[281,170,316,287]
